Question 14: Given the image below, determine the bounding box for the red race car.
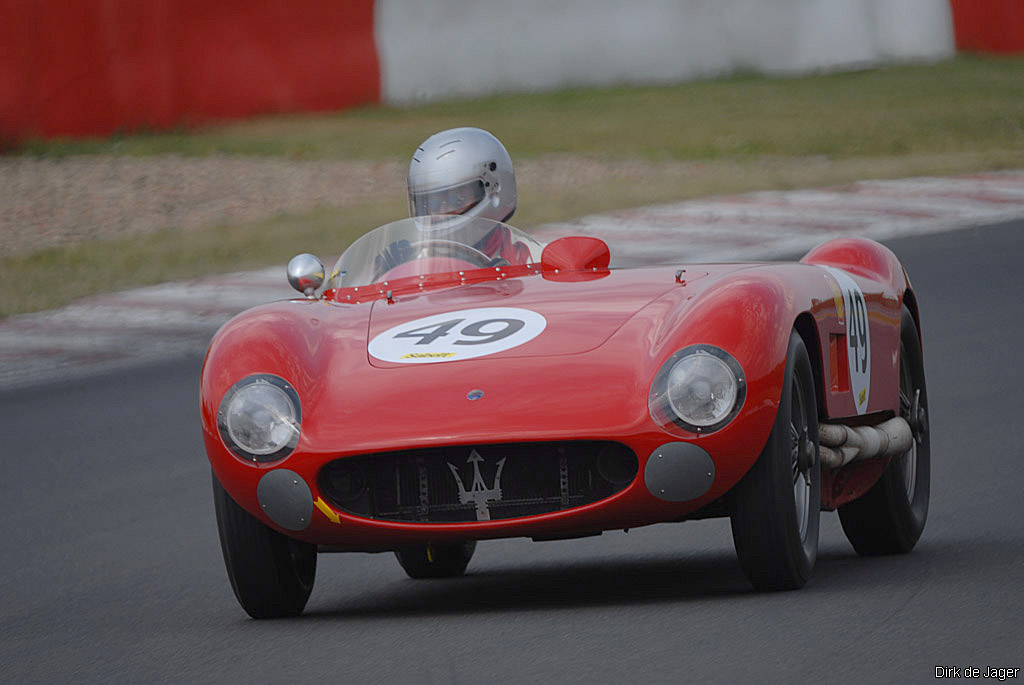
[201,215,929,618]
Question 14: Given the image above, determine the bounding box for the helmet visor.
[410,180,485,217]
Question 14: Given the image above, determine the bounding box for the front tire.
[838,305,930,555]
[731,330,820,591]
[212,472,317,618]
[394,541,476,579]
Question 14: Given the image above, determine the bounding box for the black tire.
[394,541,476,579]
[838,305,930,555]
[212,472,317,618]
[731,330,821,591]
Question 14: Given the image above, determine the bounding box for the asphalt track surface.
[2,221,1022,683]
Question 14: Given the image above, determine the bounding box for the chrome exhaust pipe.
[818,417,914,469]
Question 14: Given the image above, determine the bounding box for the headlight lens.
[650,345,745,434]
[667,354,737,426]
[217,375,301,463]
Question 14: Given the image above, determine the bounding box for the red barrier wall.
[951,0,1024,52]
[0,0,379,141]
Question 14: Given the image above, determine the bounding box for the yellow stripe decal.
[315,497,341,525]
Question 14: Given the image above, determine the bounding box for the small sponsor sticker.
[400,352,457,359]
[826,274,845,323]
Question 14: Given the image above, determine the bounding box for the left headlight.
[649,345,746,435]
[217,374,302,463]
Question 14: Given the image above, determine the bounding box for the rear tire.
[731,331,820,591]
[838,305,930,555]
[212,472,317,618]
[395,542,476,579]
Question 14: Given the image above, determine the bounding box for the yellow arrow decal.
[314,497,341,525]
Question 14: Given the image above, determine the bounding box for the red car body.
[201,228,917,550]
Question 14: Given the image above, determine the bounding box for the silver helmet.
[407,127,517,223]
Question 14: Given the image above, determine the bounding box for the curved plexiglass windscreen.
[326,216,545,289]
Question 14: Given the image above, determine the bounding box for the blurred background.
[1,0,1022,317]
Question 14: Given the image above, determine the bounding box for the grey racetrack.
[2,222,1021,683]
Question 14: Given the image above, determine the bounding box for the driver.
[375,127,531,276]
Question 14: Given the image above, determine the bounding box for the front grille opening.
[318,441,637,523]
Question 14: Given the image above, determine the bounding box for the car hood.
[202,263,775,455]
[365,270,679,368]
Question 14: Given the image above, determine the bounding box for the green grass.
[15,56,1024,161]
[4,55,1024,318]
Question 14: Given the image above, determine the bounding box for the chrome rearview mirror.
[287,253,325,298]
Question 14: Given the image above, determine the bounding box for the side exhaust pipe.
[819,417,914,469]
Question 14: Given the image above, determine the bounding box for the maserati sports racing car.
[202,215,930,618]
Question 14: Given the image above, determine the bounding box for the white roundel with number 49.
[822,266,871,414]
[368,307,547,364]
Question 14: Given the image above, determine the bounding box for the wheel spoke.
[899,389,911,415]
[792,466,810,542]
[898,343,919,501]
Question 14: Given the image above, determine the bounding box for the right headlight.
[649,345,746,435]
[217,374,302,463]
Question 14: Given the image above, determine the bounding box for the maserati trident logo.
[447,449,506,521]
